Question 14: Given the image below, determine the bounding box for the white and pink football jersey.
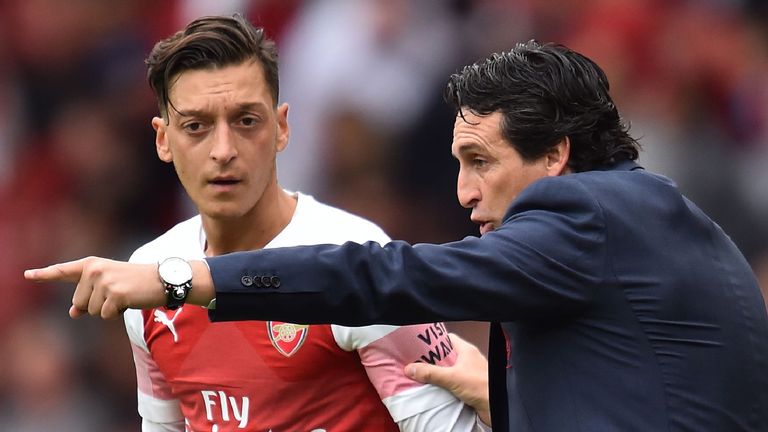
[124,193,479,432]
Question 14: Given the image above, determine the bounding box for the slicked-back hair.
[446,40,639,172]
[146,14,279,120]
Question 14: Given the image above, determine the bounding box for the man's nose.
[456,172,480,208]
[209,125,238,163]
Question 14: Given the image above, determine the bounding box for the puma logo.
[154,307,183,342]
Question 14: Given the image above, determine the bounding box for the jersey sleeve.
[140,418,186,432]
[124,305,185,431]
[331,323,480,431]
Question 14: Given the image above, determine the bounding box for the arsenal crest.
[267,321,309,357]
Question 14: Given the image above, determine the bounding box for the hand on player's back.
[405,332,491,426]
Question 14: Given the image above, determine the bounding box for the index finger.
[24,259,87,283]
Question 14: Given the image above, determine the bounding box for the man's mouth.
[479,222,494,235]
[473,218,494,235]
[208,177,241,189]
[209,174,241,183]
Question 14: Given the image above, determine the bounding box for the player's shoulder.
[129,215,203,263]
[295,192,390,244]
[299,193,382,228]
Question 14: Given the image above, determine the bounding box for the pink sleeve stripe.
[131,343,175,400]
[358,323,457,400]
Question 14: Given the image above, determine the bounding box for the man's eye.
[473,158,488,167]
[240,116,258,126]
[183,122,203,132]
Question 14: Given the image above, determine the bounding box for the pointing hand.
[25,257,166,319]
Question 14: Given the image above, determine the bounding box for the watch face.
[159,257,192,286]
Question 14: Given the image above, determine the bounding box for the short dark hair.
[146,14,279,119]
[446,40,639,172]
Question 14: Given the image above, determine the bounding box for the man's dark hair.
[146,14,279,120]
[446,40,639,172]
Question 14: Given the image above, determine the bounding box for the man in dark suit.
[27,41,768,431]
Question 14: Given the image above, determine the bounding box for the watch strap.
[165,280,192,309]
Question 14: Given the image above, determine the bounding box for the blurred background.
[1,0,768,430]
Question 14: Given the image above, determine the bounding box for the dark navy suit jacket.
[207,161,768,431]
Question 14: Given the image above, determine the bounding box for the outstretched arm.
[24,257,215,319]
[405,333,491,427]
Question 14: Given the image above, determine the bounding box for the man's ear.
[545,136,571,176]
[275,103,290,153]
[152,116,173,163]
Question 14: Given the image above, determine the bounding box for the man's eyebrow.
[174,102,269,118]
[451,142,483,160]
[174,108,207,118]
[233,102,269,112]
[454,142,483,155]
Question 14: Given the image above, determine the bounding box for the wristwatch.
[158,257,193,309]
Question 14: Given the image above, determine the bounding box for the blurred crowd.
[1,0,767,430]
